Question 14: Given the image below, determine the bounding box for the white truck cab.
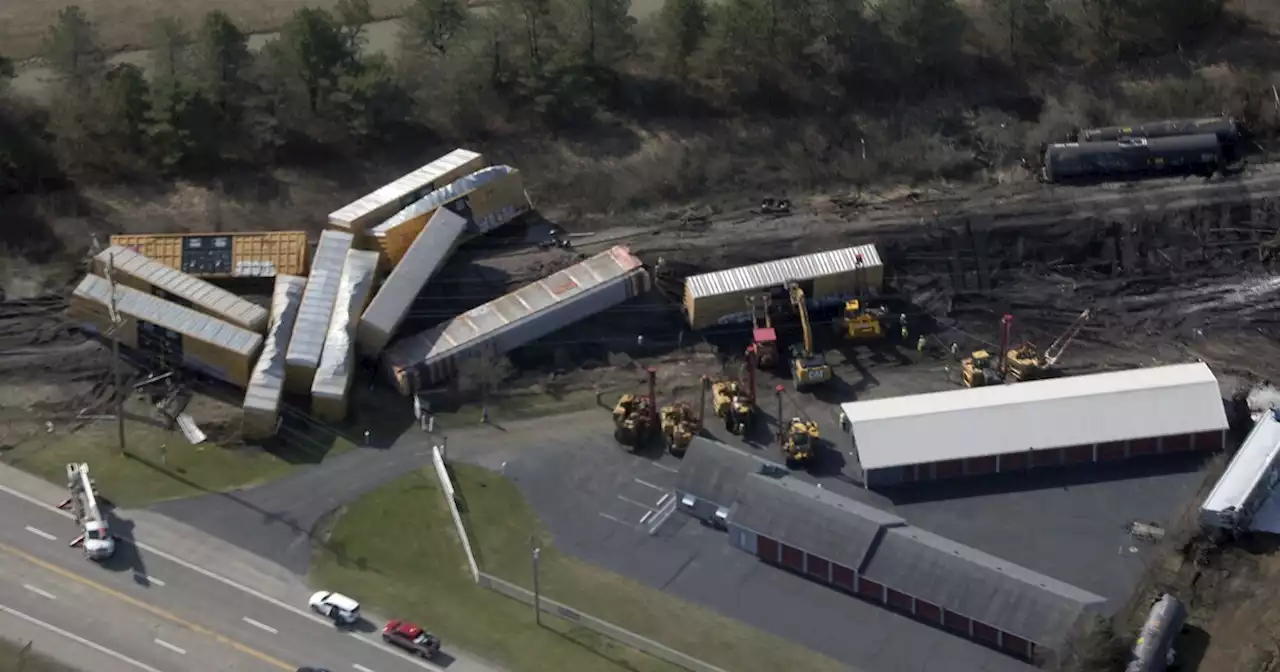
[82,522,116,561]
[309,591,360,625]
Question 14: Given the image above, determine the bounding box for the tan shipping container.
[71,275,263,387]
[285,231,354,394]
[109,231,310,279]
[92,245,269,332]
[243,275,307,440]
[369,165,531,268]
[311,250,379,422]
[683,244,884,329]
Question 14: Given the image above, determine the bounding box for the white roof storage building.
[842,362,1227,473]
[285,231,354,393]
[243,275,307,440]
[358,208,468,357]
[312,250,379,422]
[327,149,484,235]
[93,245,269,332]
[683,244,883,329]
[383,246,651,394]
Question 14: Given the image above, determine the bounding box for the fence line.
[432,444,479,582]
[428,446,728,672]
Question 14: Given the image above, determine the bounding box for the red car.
[381,620,441,658]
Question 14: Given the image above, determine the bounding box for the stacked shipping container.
[285,231,354,394]
[242,275,307,440]
[109,231,310,279]
[327,149,485,244]
[312,250,380,421]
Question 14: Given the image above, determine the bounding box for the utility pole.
[530,536,542,627]
[103,253,126,456]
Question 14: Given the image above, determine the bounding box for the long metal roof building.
[841,362,1227,473]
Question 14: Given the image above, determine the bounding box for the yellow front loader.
[782,417,820,467]
[660,403,699,457]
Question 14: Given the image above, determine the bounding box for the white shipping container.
[1201,410,1280,531]
[93,245,270,332]
[312,250,380,421]
[243,275,307,440]
[327,149,485,235]
[285,231,354,393]
[382,246,650,394]
[358,208,469,357]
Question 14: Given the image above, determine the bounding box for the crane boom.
[788,284,815,356]
[60,463,115,561]
[1044,310,1093,366]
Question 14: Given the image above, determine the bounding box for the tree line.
[0,0,1232,192]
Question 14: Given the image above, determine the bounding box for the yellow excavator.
[962,311,1093,388]
[613,368,657,449]
[787,282,831,390]
[712,380,754,434]
[659,402,699,457]
[746,294,779,369]
[782,417,820,468]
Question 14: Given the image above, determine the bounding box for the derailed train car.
[1079,116,1241,146]
[1125,593,1186,672]
[1042,134,1224,184]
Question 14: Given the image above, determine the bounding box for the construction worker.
[916,335,927,354]
[838,411,848,432]
[950,342,959,360]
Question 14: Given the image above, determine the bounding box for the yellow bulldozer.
[835,299,888,342]
[782,417,820,468]
[961,350,999,388]
[659,403,700,457]
[712,380,754,435]
[613,367,658,449]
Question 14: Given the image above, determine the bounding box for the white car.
[309,591,361,625]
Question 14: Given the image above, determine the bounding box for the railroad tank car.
[311,250,380,422]
[92,245,269,332]
[71,274,264,387]
[243,275,307,440]
[1042,134,1223,184]
[1079,116,1241,145]
[1125,593,1186,672]
[108,231,309,279]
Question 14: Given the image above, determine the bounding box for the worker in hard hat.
[950,342,959,360]
[916,335,927,354]
[838,411,848,432]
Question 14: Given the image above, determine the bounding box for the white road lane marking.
[242,617,278,634]
[135,572,165,586]
[348,633,446,671]
[24,526,56,541]
[633,478,665,492]
[154,638,187,655]
[650,463,679,473]
[616,495,656,512]
[640,510,654,524]
[656,493,672,508]
[22,584,56,600]
[599,512,632,526]
[0,603,165,672]
[354,664,377,672]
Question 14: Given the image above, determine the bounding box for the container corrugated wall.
[327,149,485,240]
[108,231,310,278]
[242,275,307,440]
[369,165,531,268]
[71,275,264,387]
[358,208,468,357]
[312,250,380,422]
[383,246,650,394]
[285,231,354,394]
[683,244,884,329]
[93,245,270,332]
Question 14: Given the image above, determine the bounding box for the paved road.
[0,464,502,672]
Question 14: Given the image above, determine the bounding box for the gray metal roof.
[675,437,789,508]
[74,274,262,356]
[861,525,1107,646]
[96,245,269,331]
[244,275,307,413]
[328,149,482,228]
[729,474,904,571]
[313,250,379,400]
[684,244,881,300]
[370,165,516,237]
[286,231,354,369]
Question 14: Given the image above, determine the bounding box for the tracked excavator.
[659,402,699,457]
[614,368,658,449]
[834,253,887,342]
[746,294,779,369]
[787,282,831,390]
[711,349,757,435]
[781,417,821,468]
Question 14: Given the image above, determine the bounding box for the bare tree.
[456,351,515,420]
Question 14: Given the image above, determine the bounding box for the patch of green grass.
[0,634,82,672]
[433,389,609,430]
[456,466,849,672]
[311,471,680,672]
[1,419,297,508]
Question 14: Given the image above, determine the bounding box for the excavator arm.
[1044,310,1093,366]
[788,284,814,356]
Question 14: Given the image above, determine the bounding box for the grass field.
[2,418,303,507]
[0,636,80,672]
[312,463,847,672]
[311,470,680,672]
